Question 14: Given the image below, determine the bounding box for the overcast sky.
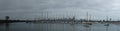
[0,0,120,20]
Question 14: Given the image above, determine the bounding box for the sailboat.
[83,12,92,25]
[104,16,110,26]
[104,23,110,26]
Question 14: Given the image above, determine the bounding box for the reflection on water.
[83,24,91,31]
[0,22,120,31]
[5,23,10,31]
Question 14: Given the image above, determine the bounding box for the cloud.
[0,0,120,20]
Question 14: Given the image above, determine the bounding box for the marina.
[0,22,120,31]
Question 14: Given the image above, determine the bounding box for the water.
[0,22,120,31]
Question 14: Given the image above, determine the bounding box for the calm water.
[0,22,120,31]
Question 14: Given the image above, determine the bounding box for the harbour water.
[0,22,120,31]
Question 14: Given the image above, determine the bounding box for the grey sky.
[0,0,120,20]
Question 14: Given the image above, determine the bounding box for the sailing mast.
[46,11,48,19]
[106,16,108,21]
[89,14,91,21]
[86,12,89,21]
